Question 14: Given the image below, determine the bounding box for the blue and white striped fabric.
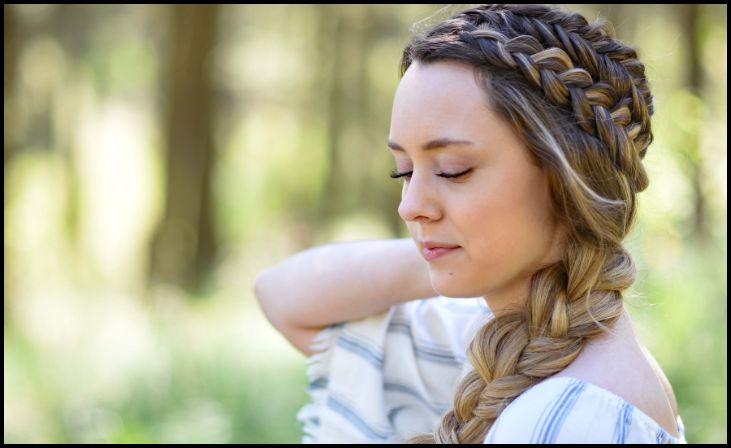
[483,377,687,444]
[295,295,687,444]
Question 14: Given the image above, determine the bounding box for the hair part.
[399,4,654,444]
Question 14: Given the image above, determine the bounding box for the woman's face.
[388,61,564,315]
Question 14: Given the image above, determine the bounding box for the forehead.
[390,61,492,139]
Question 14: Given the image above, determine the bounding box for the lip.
[421,246,460,262]
[420,241,461,262]
[421,241,460,250]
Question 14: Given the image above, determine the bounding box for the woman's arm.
[253,238,434,342]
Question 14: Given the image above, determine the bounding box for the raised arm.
[253,238,435,356]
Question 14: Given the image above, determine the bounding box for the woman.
[254,4,686,444]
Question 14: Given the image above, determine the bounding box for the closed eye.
[389,168,472,179]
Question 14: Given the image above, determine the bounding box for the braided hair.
[400,5,655,444]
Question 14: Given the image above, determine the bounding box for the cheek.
[461,182,551,269]
[462,196,516,261]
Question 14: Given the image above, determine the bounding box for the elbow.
[252,268,272,305]
[253,268,284,328]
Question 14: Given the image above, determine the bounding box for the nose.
[397,174,441,222]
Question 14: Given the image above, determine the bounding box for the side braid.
[402,5,655,444]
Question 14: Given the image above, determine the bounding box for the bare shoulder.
[549,310,680,438]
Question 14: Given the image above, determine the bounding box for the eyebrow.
[387,137,475,152]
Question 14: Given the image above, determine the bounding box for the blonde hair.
[399,5,654,443]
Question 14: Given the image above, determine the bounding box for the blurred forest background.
[3,4,726,443]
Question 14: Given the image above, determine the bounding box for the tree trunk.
[4,4,16,323]
[4,5,16,168]
[316,5,344,230]
[678,4,708,244]
[149,4,218,295]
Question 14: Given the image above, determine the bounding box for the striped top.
[296,295,687,444]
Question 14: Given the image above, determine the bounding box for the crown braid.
[401,4,653,193]
[401,5,653,444]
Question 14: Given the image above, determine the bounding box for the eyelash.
[389,168,472,180]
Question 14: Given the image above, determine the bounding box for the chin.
[428,271,481,298]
